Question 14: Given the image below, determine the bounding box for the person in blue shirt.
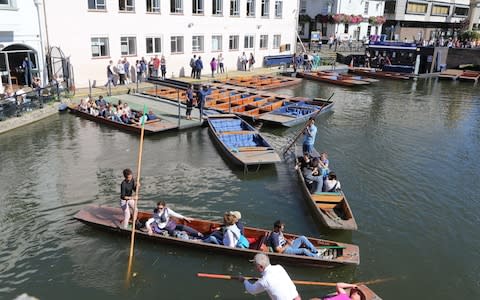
[302,117,317,154]
[196,85,211,120]
[195,56,203,79]
[22,57,33,87]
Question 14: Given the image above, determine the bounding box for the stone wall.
[446,48,480,68]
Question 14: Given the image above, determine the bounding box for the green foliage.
[460,30,480,40]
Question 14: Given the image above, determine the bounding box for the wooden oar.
[197,273,394,287]
[126,105,147,286]
[282,93,334,155]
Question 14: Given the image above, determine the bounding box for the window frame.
[91,37,110,58]
[229,35,239,50]
[431,4,450,17]
[273,34,281,49]
[246,0,255,17]
[120,36,137,56]
[119,0,135,12]
[244,35,255,49]
[88,0,106,10]
[405,1,428,15]
[453,6,468,17]
[146,0,161,13]
[261,0,269,17]
[192,35,204,52]
[274,0,282,18]
[299,0,306,14]
[212,0,223,15]
[212,35,223,52]
[259,34,268,49]
[230,0,240,16]
[363,1,369,15]
[192,0,204,15]
[171,36,184,54]
[170,0,183,13]
[146,36,162,54]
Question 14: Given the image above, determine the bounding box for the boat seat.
[317,203,337,210]
[312,193,344,203]
[249,232,269,251]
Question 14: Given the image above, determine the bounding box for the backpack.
[236,234,250,248]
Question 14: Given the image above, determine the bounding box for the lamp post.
[34,0,47,86]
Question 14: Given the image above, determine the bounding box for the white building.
[0,0,47,87]
[299,0,385,42]
[40,0,298,87]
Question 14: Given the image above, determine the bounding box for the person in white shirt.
[323,171,341,192]
[238,253,301,300]
[116,60,126,85]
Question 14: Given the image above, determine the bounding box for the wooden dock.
[109,94,204,131]
[438,69,463,80]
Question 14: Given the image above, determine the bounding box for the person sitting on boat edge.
[323,172,341,193]
[268,220,319,257]
[238,253,301,300]
[120,168,138,229]
[303,157,323,194]
[145,200,203,238]
[310,282,364,300]
[302,117,317,155]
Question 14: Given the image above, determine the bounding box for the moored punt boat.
[458,70,480,82]
[258,98,334,127]
[348,67,411,80]
[295,149,357,230]
[207,114,281,166]
[320,285,382,300]
[67,105,177,134]
[297,71,371,87]
[214,75,301,90]
[438,69,463,80]
[74,205,360,268]
[319,71,380,83]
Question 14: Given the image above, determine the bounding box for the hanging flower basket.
[368,16,386,25]
[350,15,364,24]
[331,13,364,24]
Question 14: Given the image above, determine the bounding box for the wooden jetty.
[458,70,480,82]
[74,205,360,268]
[438,69,463,80]
[214,75,301,90]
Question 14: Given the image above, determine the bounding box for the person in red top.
[153,55,160,77]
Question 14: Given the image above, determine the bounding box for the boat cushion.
[219,134,263,148]
[210,119,245,132]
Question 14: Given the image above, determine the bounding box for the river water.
[0,78,479,300]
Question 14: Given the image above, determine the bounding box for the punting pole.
[126,105,147,286]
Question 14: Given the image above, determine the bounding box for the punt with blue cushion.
[210,119,253,133]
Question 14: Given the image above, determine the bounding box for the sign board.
[311,31,321,41]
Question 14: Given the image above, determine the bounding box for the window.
[367,25,372,37]
[171,36,184,53]
[212,0,222,15]
[406,2,427,14]
[146,37,161,53]
[454,6,468,16]
[259,35,268,49]
[230,0,239,16]
[431,5,449,16]
[212,35,222,51]
[121,36,137,55]
[261,0,269,17]
[300,0,307,14]
[146,0,160,12]
[273,34,281,49]
[170,0,183,13]
[229,35,239,50]
[91,37,109,57]
[363,1,368,15]
[274,0,282,18]
[344,24,349,34]
[192,0,203,14]
[119,0,135,11]
[88,0,106,10]
[192,35,204,52]
[244,35,254,49]
[247,0,255,17]
[384,1,395,14]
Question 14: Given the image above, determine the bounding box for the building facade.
[298,0,385,42]
[383,0,477,42]
[0,0,47,87]
[40,0,298,87]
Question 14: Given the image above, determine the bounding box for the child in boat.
[319,152,330,178]
[145,200,203,238]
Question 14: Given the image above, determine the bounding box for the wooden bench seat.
[312,194,344,203]
[317,203,337,210]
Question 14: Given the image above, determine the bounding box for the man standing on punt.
[238,253,301,300]
[303,117,317,155]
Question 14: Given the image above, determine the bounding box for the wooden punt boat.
[207,114,281,166]
[348,67,411,80]
[298,71,371,87]
[458,70,480,82]
[319,71,380,83]
[215,75,301,90]
[438,69,463,80]
[258,98,334,127]
[295,149,357,230]
[67,105,177,135]
[320,285,382,300]
[74,205,360,268]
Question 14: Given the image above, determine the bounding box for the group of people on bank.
[77,96,157,125]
